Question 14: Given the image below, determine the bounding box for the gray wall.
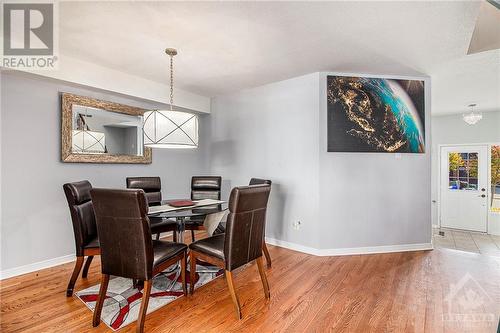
[210,73,321,248]
[318,73,432,249]
[210,72,432,250]
[1,69,434,272]
[0,72,210,271]
[431,111,500,226]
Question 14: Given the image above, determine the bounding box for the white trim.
[1,239,436,280]
[265,237,433,257]
[0,231,178,280]
[0,254,76,280]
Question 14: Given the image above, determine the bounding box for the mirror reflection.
[71,105,144,156]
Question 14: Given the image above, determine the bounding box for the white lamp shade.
[72,130,106,154]
[143,110,198,148]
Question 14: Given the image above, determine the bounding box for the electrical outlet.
[292,221,301,230]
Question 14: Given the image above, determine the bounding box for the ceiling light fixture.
[463,103,482,125]
[143,48,199,149]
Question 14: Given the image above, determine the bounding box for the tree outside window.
[491,145,500,213]
[448,152,478,190]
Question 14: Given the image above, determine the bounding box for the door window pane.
[449,178,459,189]
[448,152,479,191]
[491,145,500,213]
[468,178,478,190]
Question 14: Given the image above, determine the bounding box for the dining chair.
[186,176,222,241]
[91,188,187,333]
[126,177,177,242]
[189,184,271,319]
[248,178,273,268]
[63,180,100,297]
[212,178,273,268]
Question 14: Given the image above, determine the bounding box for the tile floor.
[433,227,500,256]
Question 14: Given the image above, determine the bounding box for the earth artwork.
[327,76,425,153]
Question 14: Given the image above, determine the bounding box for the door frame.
[438,143,493,232]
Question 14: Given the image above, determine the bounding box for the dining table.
[147,199,226,243]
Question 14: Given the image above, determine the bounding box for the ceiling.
[59,1,499,114]
[468,1,500,54]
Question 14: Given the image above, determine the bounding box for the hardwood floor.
[1,236,500,332]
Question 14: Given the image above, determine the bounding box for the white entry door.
[440,145,488,232]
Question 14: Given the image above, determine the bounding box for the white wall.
[0,71,210,276]
[210,72,432,253]
[431,111,500,234]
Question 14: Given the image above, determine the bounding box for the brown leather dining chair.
[211,178,273,268]
[186,176,222,241]
[63,180,100,297]
[249,178,273,268]
[189,184,271,319]
[126,177,177,242]
[91,188,187,333]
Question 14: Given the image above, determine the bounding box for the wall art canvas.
[327,76,425,153]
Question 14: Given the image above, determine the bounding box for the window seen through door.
[448,152,478,190]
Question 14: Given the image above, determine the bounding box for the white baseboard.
[1,238,435,280]
[265,237,433,256]
[0,253,76,280]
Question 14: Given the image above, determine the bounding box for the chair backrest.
[91,188,154,280]
[224,184,271,271]
[191,176,222,200]
[63,180,97,256]
[126,177,162,206]
[249,178,272,186]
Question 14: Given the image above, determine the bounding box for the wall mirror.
[61,93,152,163]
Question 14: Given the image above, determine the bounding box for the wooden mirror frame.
[61,93,152,164]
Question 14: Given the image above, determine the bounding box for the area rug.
[76,261,223,331]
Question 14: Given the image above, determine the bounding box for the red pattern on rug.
[76,263,223,331]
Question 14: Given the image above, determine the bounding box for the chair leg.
[82,256,94,278]
[256,257,270,299]
[191,230,196,242]
[262,242,272,268]
[172,231,177,243]
[66,256,84,296]
[93,274,110,327]
[180,252,187,296]
[225,270,242,319]
[189,251,196,295]
[136,280,152,333]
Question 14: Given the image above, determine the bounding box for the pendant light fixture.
[462,103,482,125]
[72,109,106,154]
[143,48,199,148]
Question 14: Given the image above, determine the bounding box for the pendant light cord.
[170,53,174,111]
